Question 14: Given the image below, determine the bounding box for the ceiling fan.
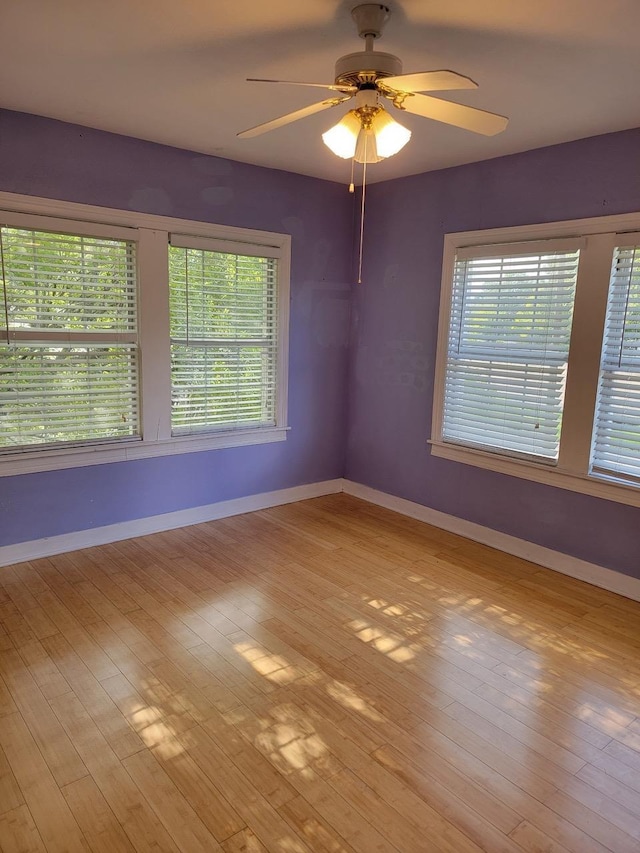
[238,3,508,163]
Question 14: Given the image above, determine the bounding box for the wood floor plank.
[182,724,314,852]
[62,776,136,853]
[33,591,120,679]
[149,734,246,842]
[371,742,522,838]
[576,761,640,815]
[33,564,101,628]
[491,659,638,733]
[543,789,640,852]
[221,827,269,853]
[0,712,90,852]
[277,795,358,853]
[286,770,400,853]
[0,742,24,814]
[1,494,639,853]
[17,638,72,701]
[442,699,587,777]
[48,691,181,852]
[0,673,18,720]
[99,671,198,744]
[41,633,145,760]
[0,648,88,788]
[121,749,222,852]
[552,774,640,843]
[0,804,47,853]
[508,819,573,853]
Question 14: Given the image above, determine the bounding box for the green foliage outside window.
[169,246,277,433]
[0,227,138,449]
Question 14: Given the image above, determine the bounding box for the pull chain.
[357,141,368,284]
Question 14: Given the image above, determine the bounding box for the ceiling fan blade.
[383,70,478,93]
[400,93,508,136]
[247,78,356,93]
[237,96,352,139]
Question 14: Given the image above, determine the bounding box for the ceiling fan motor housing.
[335,51,403,86]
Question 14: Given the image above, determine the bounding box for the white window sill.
[0,427,288,477]
[429,440,640,508]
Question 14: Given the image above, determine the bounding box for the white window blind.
[442,246,580,461]
[169,242,279,435]
[0,226,139,452]
[591,245,640,482]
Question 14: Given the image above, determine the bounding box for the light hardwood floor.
[1,493,640,853]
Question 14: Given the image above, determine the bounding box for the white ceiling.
[4,1,640,184]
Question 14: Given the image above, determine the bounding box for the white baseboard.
[3,474,638,604]
[0,479,343,567]
[342,479,640,603]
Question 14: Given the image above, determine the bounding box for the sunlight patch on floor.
[233,640,301,684]
[126,703,187,756]
[229,701,333,780]
[348,618,418,663]
[326,679,386,723]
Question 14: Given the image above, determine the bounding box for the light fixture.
[371,108,411,158]
[322,102,411,164]
[322,91,412,284]
[322,110,361,159]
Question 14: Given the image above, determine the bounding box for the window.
[432,220,640,508]
[1,224,139,452]
[591,245,640,484]
[169,237,280,435]
[443,244,580,462]
[0,193,290,476]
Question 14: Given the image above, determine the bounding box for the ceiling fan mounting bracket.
[351,4,391,40]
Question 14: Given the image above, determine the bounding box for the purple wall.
[346,128,640,579]
[1,109,638,580]
[0,110,352,545]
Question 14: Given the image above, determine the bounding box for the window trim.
[0,191,290,477]
[431,212,640,509]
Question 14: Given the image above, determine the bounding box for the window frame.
[441,237,584,464]
[431,213,640,509]
[0,192,290,477]
[590,242,640,484]
[167,233,284,437]
[0,216,141,451]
